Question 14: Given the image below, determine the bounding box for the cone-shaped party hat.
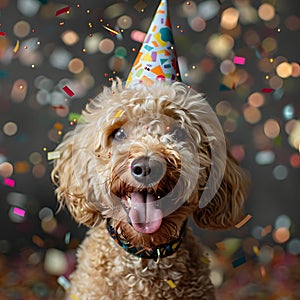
[126,0,181,86]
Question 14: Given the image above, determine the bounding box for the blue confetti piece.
[232,256,246,268]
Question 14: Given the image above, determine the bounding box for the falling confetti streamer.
[62,85,75,97]
[57,275,71,290]
[235,214,252,228]
[47,151,61,160]
[4,178,15,187]
[13,207,26,217]
[103,25,121,36]
[13,40,20,53]
[165,279,176,289]
[233,56,246,65]
[232,256,246,268]
[56,6,70,16]
[261,88,273,93]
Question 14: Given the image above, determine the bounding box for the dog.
[51,80,248,299]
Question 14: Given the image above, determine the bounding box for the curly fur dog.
[52,81,247,299]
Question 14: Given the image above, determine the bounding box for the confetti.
[57,275,71,290]
[261,88,273,93]
[216,242,226,251]
[219,84,232,91]
[165,279,176,289]
[65,232,71,244]
[200,256,210,264]
[55,6,70,16]
[102,25,120,36]
[235,214,252,228]
[32,235,45,247]
[232,256,246,268]
[62,85,75,97]
[47,151,60,160]
[13,40,20,53]
[69,295,80,300]
[253,245,260,255]
[233,56,246,65]
[114,109,124,119]
[13,207,26,217]
[0,32,6,36]
[4,177,15,187]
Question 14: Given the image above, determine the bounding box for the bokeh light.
[3,121,18,136]
[220,8,240,30]
[0,161,14,177]
[13,20,31,38]
[248,92,264,107]
[61,30,79,46]
[264,119,280,139]
[258,3,275,21]
[273,227,290,243]
[68,58,84,74]
[117,15,133,29]
[243,106,261,124]
[272,165,288,181]
[99,38,115,54]
[276,62,292,78]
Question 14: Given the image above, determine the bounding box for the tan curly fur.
[51,80,248,299]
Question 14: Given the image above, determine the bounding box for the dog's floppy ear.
[51,127,102,227]
[193,145,248,230]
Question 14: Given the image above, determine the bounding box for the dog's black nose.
[131,156,165,184]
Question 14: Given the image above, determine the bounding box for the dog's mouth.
[121,190,163,234]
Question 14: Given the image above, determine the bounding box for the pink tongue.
[128,192,163,234]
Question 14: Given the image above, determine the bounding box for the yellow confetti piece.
[200,256,210,264]
[165,279,176,289]
[69,294,80,300]
[103,25,120,35]
[253,245,260,256]
[13,40,20,53]
[47,151,60,160]
[235,214,252,229]
[114,109,124,118]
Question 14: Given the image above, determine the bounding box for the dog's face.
[52,81,247,249]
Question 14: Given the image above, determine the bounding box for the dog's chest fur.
[66,223,215,300]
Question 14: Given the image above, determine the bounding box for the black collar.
[107,219,187,260]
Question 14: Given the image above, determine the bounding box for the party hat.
[126,0,181,86]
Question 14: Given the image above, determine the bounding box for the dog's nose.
[131,156,165,184]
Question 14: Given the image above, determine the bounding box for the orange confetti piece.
[215,242,226,251]
[261,225,272,237]
[235,214,252,228]
[13,40,20,53]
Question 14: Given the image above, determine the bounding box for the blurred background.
[0,0,299,299]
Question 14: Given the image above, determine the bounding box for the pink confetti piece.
[0,32,6,36]
[261,88,273,93]
[62,85,75,97]
[13,207,25,217]
[4,178,15,187]
[56,6,70,16]
[233,56,246,65]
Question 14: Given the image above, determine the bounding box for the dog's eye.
[170,127,187,141]
[112,128,127,141]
